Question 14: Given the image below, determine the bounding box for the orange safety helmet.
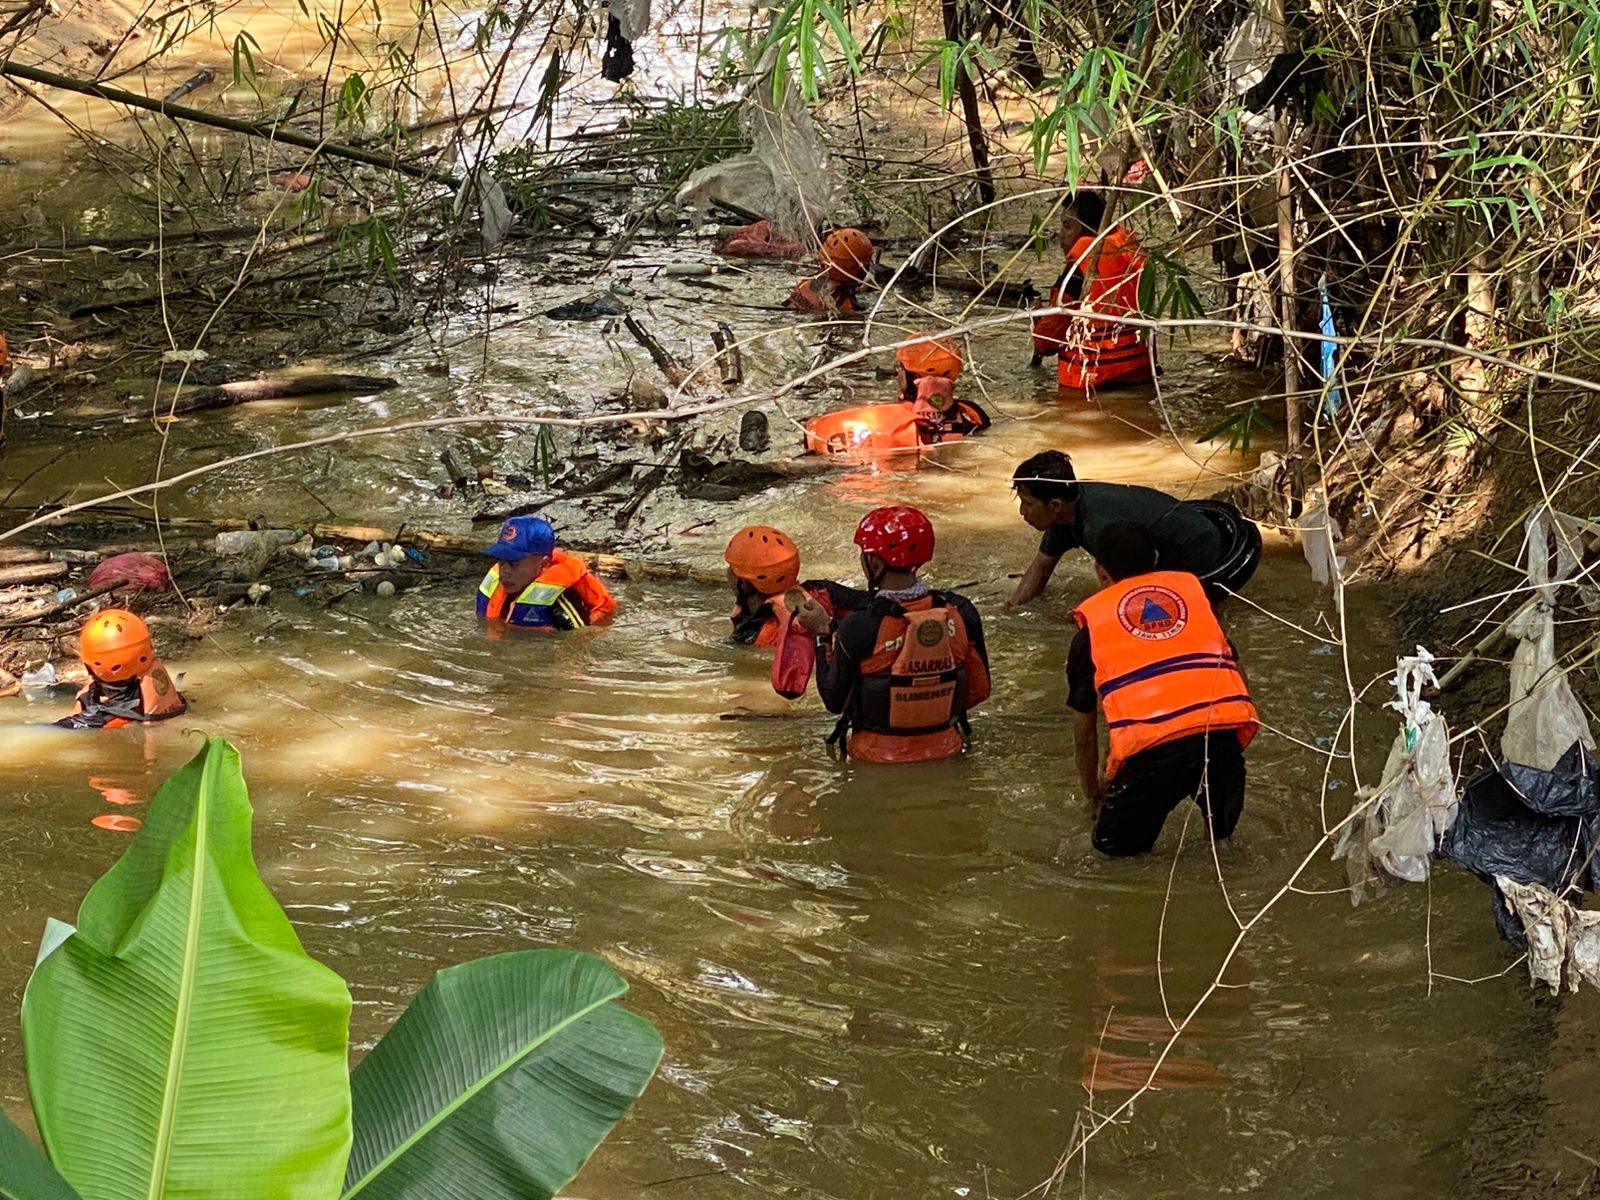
[896,337,963,380]
[725,526,801,596]
[820,228,874,285]
[79,608,155,682]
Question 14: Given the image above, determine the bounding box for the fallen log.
[0,546,100,565]
[305,521,724,585]
[160,373,400,415]
[0,61,458,185]
[0,580,124,630]
[0,561,68,586]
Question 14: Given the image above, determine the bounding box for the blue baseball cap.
[484,516,556,561]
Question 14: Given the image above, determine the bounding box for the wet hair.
[1094,522,1159,581]
[1012,450,1080,504]
[1067,190,1106,231]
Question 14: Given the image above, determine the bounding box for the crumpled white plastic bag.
[1333,649,1457,899]
[1502,508,1595,770]
[1299,488,1345,586]
[453,171,513,249]
[1495,877,1600,994]
[1551,510,1600,613]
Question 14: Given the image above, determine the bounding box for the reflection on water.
[0,368,1561,1197]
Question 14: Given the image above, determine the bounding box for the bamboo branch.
[0,60,460,186]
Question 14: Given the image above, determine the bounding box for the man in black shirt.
[1006,449,1260,607]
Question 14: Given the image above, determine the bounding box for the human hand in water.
[791,592,831,635]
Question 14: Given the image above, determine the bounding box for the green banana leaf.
[22,736,353,1200]
[343,950,663,1200]
[0,1108,80,1200]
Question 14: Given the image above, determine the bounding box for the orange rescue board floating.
[803,401,984,457]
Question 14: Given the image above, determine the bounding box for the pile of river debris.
[0,497,729,699]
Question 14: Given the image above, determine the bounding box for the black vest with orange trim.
[1072,571,1257,779]
[68,659,187,729]
[839,594,990,764]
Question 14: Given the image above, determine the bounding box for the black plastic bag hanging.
[1438,742,1600,945]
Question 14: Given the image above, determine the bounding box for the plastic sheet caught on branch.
[676,40,845,239]
[1551,509,1600,613]
[1439,743,1600,944]
[1494,877,1600,994]
[454,170,512,249]
[1502,508,1596,771]
[1298,488,1344,587]
[1219,0,1290,101]
[1333,649,1457,901]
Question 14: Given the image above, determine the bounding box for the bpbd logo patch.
[1116,585,1188,640]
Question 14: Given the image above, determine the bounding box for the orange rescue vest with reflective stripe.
[1032,227,1152,389]
[481,550,616,627]
[845,595,989,763]
[1072,571,1257,779]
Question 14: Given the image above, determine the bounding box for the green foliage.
[7,738,662,1200]
[338,217,400,282]
[230,30,262,94]
[1027,48,1142,185]
[1136,249,1204,325]
[532,425,557,486]
[337,73,371,128]
[1200,405,1275,453]
[917,37,999,109]
[22,738,353,1200]
[342,952,661,1199]
[0,1108,80,1200]
[758,0,863,105]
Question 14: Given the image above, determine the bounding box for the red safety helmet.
[820,228,874,285]
[725,526,801,595]
[853,505,935,569]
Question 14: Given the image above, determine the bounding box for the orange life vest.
[841,595,990,764]
[1072,571,1257,779]
[786,274,858,314]
[71,659,187,729]
[1031,227,1152,390]
[803,399,989,456]
[481,549,616,628]
[734,586,837,649]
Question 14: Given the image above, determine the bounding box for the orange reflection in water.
[91,813,143,833]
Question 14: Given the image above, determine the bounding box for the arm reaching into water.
[1006,551,1062,608]
[1074,709,1104,811]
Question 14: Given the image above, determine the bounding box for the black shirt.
[1066,626,1098,714]
[1039,481,1225,574]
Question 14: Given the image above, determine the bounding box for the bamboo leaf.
[22,737,353,1200]
[343,950,662,1200]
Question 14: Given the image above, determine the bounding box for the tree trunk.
[941,0,996,206]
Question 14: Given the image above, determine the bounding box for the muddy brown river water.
[3,8,1597,1195]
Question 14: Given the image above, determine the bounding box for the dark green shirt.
[1039,481,1225,574]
